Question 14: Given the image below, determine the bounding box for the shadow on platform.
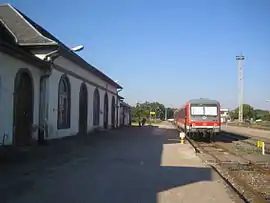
[0,124,213,203]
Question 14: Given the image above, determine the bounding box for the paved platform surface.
[1,123,235,203]
[222,124,270,140]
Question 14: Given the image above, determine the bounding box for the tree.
[254,109,270,121]
[229,104,255,120]
[166,108,176,119]
[131,101,167,121]
[229,104,270,121]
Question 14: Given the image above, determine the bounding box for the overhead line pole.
[236,54,245,123]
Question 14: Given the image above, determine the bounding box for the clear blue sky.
[4,0,270,110]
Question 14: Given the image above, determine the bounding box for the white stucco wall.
[124,110,130,125]
[0,52,120,145]
[45,56,119,140]
[119,105,131,126]
[0,53,44,145]
[54,56,117,92]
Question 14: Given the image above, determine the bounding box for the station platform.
[1,122,236,203]
[156,123,236,203]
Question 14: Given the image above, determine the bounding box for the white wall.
[119,106,131,126]
[54,56,117,92]
[0,53,44,145]
[45,56,119,140]
[0,52,120,145]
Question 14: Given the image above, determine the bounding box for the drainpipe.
[116,88,122,128]
[38,53,59,145]
[39,70,51,145]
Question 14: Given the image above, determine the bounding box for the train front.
[188,101,221,136]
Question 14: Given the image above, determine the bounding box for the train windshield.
[190,104,218,116]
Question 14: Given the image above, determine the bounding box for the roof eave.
[0,41,51,70]
[58,47,123,89]
[19,42,58,46]
[117,95,125,100]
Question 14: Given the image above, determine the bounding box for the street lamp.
[70,45,84,52]
[44,45,84,61]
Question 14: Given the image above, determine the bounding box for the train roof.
[188,98,220,105]
[174,98,220,111]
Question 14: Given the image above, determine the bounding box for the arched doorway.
[93,88,100,126]
[13,69,34,146]
[111,96,115,128]
[103,93,109,129]
[79,83,88,134]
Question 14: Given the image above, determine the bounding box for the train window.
[204,106,218,116]
[191,106,204,115]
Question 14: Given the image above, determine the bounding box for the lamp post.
[44,45,84,60]
[236,54,245,123]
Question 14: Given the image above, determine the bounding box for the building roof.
[0,4,122,89]
[0,40,51,70]
[0,4,56,45]
[120,101,131,108]
[117,95,125,100]
[220,108,229,112]
[0,22,50,69]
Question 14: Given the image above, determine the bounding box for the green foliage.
[131,101,173,121]
[230,104,270,121]
[167,108,176,119]
[254,109,270,121]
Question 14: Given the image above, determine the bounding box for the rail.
[172,122,269,203]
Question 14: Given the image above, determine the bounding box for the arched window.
[57,75,71,129]
[93,88,100,126]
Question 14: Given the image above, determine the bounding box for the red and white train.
[173,98,221,141]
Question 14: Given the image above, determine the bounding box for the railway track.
[223,133,270,154]
[190,138,270,203]
[187,136,270,203]
[172,123,270,203]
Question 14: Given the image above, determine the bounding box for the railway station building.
[0,4,131,146]
[220,108,230,123]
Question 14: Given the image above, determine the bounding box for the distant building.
[220,108,230,123]
[119,100,131,126]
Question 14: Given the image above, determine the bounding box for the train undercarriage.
[177,124,221,142]
[186,130,219,142]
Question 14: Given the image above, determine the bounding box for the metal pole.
[236,54,245,123]
[165,107,167,120]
